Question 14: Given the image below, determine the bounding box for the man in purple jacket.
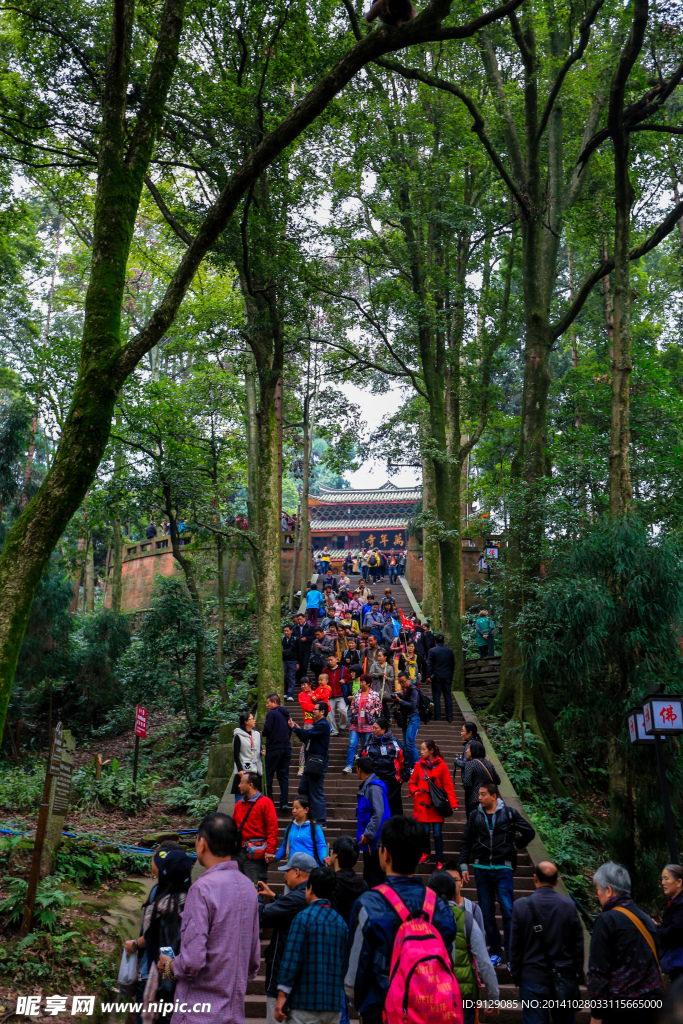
[158,813,260,1024]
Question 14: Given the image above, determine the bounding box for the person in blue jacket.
[305,582,325,627]
[344,816,456,1024]
[355,757,391,888]
[272,797,328,866]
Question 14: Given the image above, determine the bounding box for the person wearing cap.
[123,840,185,1023]
[275,866,349,1024]
[258,852,316,1024]
[139,847,194,1018]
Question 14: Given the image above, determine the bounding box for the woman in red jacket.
[409,738,458,869]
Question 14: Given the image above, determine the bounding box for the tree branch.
[126,0,185,177]
[536,0,607,144]
[115,0,525,385]
[550,201,683,340]
[375,57,530,214]
[144,175,195,244]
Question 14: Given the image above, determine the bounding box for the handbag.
[422,769,453,818]
[117,949,137,993]
[304,754,325,778]
[236,795,268,859]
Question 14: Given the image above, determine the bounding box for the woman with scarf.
[409,738,458,870]
[141,848,194,1023]
[231,711,262,795]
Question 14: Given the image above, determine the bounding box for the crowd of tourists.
[120,573,683,1024]
[123,806,683,1024]
[312,546,406,583]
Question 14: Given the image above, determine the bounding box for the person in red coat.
[409,739,458,869]
[232,771,279,885]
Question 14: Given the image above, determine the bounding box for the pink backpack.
[377,884,463,1024]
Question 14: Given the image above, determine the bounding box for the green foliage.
[72,758,159,815]
[485,716,607,905]
[0,758,44,810]
[161,782,218,819]
[55,840,124,886]
[0,875,78,931]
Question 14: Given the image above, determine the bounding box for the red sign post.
[133,706,147,788]
[135,705,147,738]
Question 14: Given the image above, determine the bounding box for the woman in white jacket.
[230,711,263,794]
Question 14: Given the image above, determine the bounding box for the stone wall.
[103,541,254,613]
[405,536,423,602]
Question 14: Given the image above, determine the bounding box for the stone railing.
[122,534,195,561]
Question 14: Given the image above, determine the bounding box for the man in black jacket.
[509,861,584,1023]
[365,717,404,815]
[257,852,315,1023]
[281,625,298,700]
[587,861,663,1024]
[289,702,331,825]
[292,613,315,683]
[322,568,338,592]
[460,783,536,969]
[414,623,435,676]
[426,633,455,722]
[263,694,292,811]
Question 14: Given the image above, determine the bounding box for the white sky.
[342,380,421,489]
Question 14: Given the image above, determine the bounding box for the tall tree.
[0,0,524,735]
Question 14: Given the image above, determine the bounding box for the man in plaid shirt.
[274,866,348,1024]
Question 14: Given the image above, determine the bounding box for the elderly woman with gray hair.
[587,862,663,1024]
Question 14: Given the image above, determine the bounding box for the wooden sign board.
[40,729,76,878]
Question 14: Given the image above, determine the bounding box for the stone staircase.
[247,685,539,1023]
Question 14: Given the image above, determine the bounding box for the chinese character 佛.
[660,705,678,726]
[72,997,96,1015]
[45,996,68,1016]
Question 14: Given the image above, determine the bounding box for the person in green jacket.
[428,870,500,1023]
[475,609,495,659]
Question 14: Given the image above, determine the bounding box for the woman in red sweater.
[409,738,458,869]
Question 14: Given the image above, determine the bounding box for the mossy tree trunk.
[607,0,648,514]
[0,0,529,740]
[111,519,123,615]
[162,480,205,707]
[0,0,184,735]
[299,394,315,597]
[420,439,441,628]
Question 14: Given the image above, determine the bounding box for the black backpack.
[416,687,434,723]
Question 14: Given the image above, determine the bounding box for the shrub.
[72,758,159,815]
[161,781,218,819]
[0,876,78,931]
[0,759,45,811]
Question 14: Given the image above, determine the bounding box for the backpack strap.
[422,885,437,923]
[476,759,493,781]
[613,907,663,982]
[312,823,322,866]
[375,884,411,923]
